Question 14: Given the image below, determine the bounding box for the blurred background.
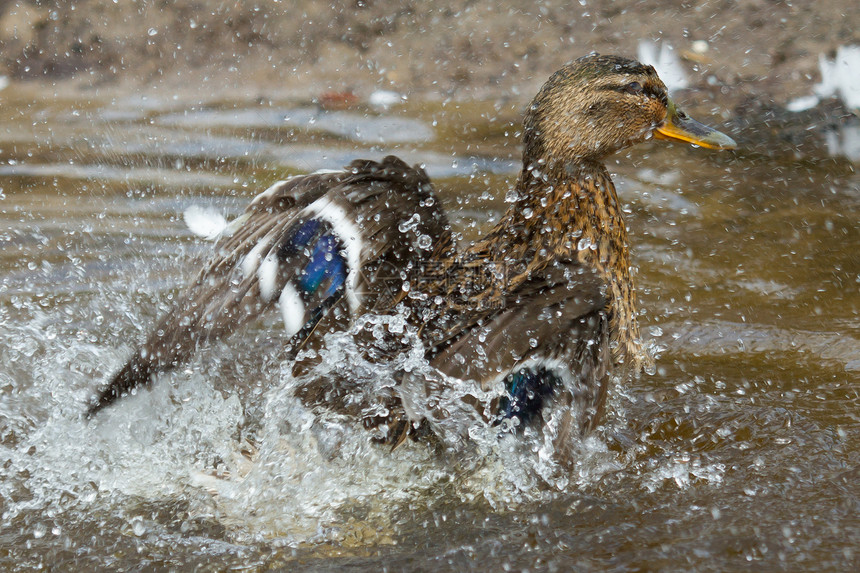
[0,1,857,109]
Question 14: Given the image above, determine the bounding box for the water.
[0,84,858,571]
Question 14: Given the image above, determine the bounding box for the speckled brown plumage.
[455,55,672,371]
[89,54,736,455]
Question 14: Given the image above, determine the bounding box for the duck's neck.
[484,158,645,369]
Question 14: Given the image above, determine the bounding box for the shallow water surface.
[0,86,858,571]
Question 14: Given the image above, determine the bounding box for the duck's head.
[523,54,736,167]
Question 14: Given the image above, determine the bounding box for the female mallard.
[88,54,735,453]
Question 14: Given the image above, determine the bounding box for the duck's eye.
[623,81,643,95]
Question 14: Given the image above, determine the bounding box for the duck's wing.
[400,260,610,445]
[429,262,606,380]
[88,156,452,416]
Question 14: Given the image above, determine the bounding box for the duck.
[87,54,735,455]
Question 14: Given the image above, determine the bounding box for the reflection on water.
[0,86,858,570]
[157,106,435,144]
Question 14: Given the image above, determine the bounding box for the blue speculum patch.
[280,218,348,300]
[499,366,562,427]
[299,234,346,297]
[279,218,322,258]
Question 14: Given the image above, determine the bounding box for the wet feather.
[88,55,736,455]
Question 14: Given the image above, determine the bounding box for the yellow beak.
[654,100,737,150]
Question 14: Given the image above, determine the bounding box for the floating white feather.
[183,205,228,240]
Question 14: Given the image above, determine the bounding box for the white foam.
[183,205,228,240]
[279,282,307,338]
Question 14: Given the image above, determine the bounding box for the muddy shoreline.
[1,1,858,157]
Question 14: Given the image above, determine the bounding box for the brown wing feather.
[393,261,610,446]
[427,262,606,385]
[88,156,452,416]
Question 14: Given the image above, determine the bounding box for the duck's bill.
[654,100,737,150]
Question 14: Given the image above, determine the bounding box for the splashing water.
[0,86,857,570]
[0,303,633,553]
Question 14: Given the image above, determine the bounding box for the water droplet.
[417,234,433,250]
[504,189,520,203]
[398,213,421,234]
